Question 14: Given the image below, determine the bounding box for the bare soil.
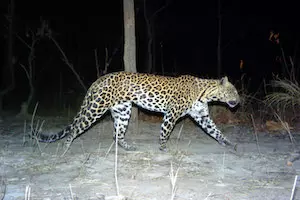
[0,115,299,200]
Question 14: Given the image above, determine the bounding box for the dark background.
[1,0,299,114]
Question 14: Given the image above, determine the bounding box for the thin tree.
[123,0,138,123]
[18,21,49,117]
[123,0,137,73]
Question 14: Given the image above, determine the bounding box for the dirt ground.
[0,114,300,200]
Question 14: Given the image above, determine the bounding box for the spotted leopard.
[39,71,240,154]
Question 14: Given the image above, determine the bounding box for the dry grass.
[251,114,261,154]
[114,122,120,197]
[264,77,300,134]
[265,78,300,110]
[23,102,45,154]
[169,161,180,200]
[25,185,31,200]
[290,175,298,200]
[273,112,295,145]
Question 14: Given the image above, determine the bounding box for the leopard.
[39,71,240,154]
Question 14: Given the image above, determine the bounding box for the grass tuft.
[265,78,300,109]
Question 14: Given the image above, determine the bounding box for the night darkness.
[1,0,299,113]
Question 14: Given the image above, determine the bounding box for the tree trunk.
[123,0,138,130]
[123,0,137,73]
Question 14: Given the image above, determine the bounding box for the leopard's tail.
[38,125,71,143]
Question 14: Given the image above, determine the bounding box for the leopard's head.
[210,76,240,108]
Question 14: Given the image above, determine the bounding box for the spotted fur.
[39,71,240,153]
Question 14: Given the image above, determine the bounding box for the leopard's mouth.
[227,100,238,108]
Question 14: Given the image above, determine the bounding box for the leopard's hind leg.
[110,102,136,151]
[159,111,181,152]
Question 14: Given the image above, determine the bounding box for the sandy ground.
[0,115,300,200]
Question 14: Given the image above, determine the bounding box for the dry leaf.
[287,161,293,166]
[240,60,244,70]
[265,120,293,132]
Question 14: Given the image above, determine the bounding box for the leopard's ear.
[220,76,228,85]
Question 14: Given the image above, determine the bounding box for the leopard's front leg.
[192,114,233,146]
[189,102,236,150]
